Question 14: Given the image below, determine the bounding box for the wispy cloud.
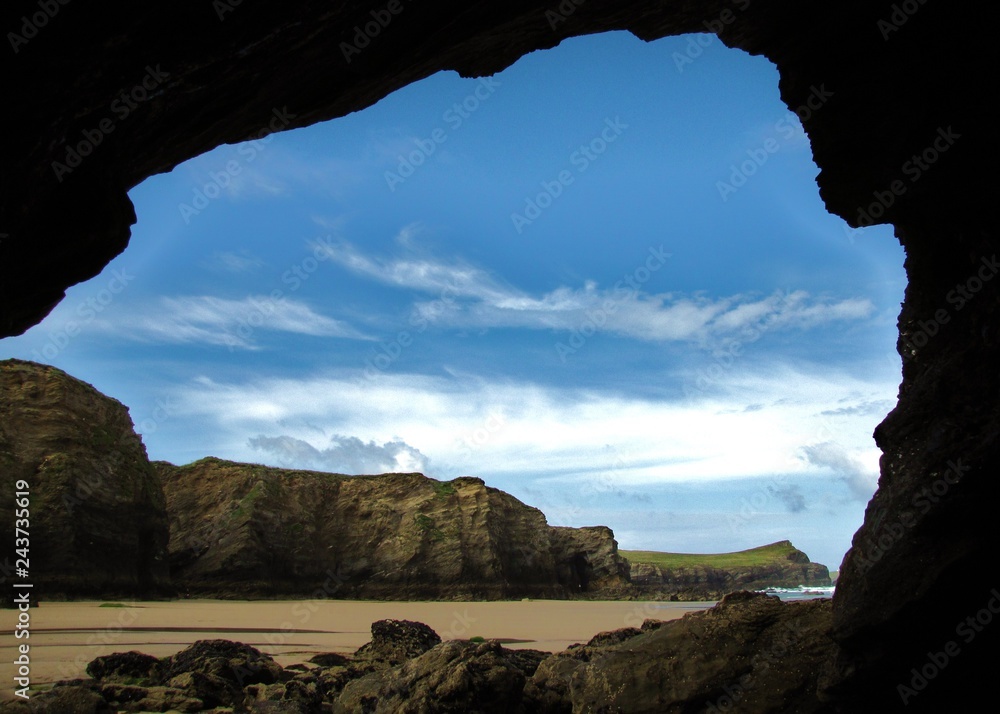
[171,363,893,496]
[94,295,371,349]
[203,250,265,274]
[249,433,430,474]
[799,441,879,501]
[317,239,875,344]
[181,143,370,204]
[770,483,808,513]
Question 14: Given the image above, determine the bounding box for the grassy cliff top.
[620,540,808,569]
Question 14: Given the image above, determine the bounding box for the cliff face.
[0,359,170,598]
[157,457,631,599]
[0,360,631,601]
[628,542,831,600]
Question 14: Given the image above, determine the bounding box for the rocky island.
[625,541,831,599]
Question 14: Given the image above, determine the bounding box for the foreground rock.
[0,360,170,602]
[336,640,532,714]
[158,457,630,599]
[353,619,442,665]
[525,592,834,713]
[0,686,113,713]
[0,600,837,712]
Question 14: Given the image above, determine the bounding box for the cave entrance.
[2,30,904,586]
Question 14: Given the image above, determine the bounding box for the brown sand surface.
[0,598,712,696]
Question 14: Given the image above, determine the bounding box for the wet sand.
[0,598,712,695]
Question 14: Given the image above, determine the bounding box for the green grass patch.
[469,636,486,643]
[98,603,128,608]
[432,480,457,500]
[232,479,269,520]
[414,514,446,542]
[621,541,799,569]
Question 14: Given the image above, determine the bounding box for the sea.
[758,585,837,601]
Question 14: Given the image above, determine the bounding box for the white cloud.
[170,363,895,500]
[799,441,879,501]
[317,240,875,344]
[249,433,430,474]
[181,142,369,204]
[94,295,371,349]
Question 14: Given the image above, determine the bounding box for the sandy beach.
[0,598,713,696]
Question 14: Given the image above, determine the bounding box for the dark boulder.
[354,619,442,665]
[164,639,284,687]
[98,684,204,713]
[525,592,835,714]
[0,686,112,714]
[165,671,239,708]
[243,678,323,714]
[307,652,350,668]
[86,651,163,685]
[585,627,643,648]
[336,640,527,714]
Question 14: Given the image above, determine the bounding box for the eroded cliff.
[157,457,630,599]
[0,359,170,599]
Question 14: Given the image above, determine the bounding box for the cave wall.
[2,0,995,709]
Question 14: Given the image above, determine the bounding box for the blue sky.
[1,31,906,571]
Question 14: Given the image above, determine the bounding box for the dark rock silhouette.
[85,651,162,685]
[525,592,834,713]
[0,359,170,602]
[354,619,443,665]
[337,639,532,714]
